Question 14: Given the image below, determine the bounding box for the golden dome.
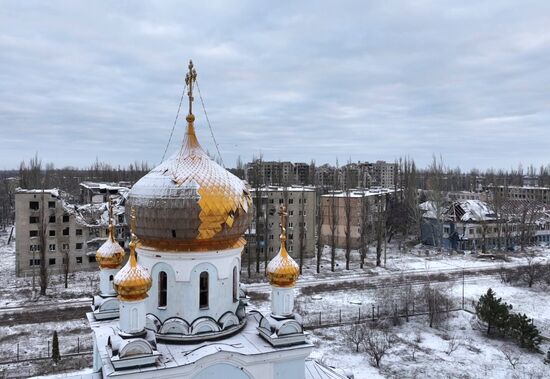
[127,60,252,252]
[96,223,125,269]
[113,232,152,301]
[266,206,300,288]
[96,202,125,269]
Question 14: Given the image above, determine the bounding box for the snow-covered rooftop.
[322,188,397,198]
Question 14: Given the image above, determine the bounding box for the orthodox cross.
[130,206,137,236]
[185,60,197,116]
[279,205,288,244]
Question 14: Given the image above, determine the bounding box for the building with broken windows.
[14,183,129,276]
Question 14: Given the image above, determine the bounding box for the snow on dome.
[128,119,252,252]
[113,235,151,301]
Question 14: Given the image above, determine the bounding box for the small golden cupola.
[96,199,125,269]
[113,209,152,301]
[267,206,300,287]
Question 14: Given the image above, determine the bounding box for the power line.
[161,83,187,163]
[196,79,224,168]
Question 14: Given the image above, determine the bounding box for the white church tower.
[92,199,125,320]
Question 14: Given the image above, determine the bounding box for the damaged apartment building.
[14,182,129,276]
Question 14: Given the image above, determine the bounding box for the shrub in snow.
[507,313,542,352]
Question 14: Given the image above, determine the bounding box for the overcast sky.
[1,1,549,171]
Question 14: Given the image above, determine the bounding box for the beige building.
[247,186,317,261]
[14,185,128,276]
[488,185,550,205]
[320,188,395,249]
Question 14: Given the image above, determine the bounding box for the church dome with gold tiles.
[96,205,125,269]
[127,62,252,253]
[113,232,152,301]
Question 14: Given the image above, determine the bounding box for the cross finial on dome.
[129,207,138,268]
[108,196,115,242]
[185,59,197,121]
[278,205,288,247]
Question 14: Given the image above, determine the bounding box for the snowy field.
[2,227,550,377]
[309,312,550,379]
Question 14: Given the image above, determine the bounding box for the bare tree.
[344,323,365,353]
[329,189,338,272]
[519,254,545,288]
[374,194,386,267]
[517,201,539,251]
[63,250,70,289]
[445,333,461,356]
[426,155,447,251]
[252,154,263,274]
[421,282,452,328]
[316,186,324,274]
[359,194,370,269]
[39,181,48,296]
[361,326,395,368]
[500,346,520,370]
[343,187,352,270]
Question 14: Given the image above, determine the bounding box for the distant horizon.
[6,152,550,174]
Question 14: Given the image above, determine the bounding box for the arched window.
[109,275,113,281]
[158,271,167,308]
[199,271,209,309]
[232,266,238,302]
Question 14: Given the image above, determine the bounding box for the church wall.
[138,247,241,325]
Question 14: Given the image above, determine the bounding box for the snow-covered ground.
[2,227,550,377]
[310,312,549,379]
[0,227,99,308]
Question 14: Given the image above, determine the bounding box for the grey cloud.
[1,0,549,170]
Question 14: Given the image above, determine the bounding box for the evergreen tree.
[475,288,512,335]
[508,313,542,351]
[52,330,60,364]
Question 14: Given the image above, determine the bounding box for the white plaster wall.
[99,268,118,297]
[119,299,146,334]
[271,286,295,317]
[137,247,241,324]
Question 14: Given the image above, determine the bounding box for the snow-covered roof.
[305,359,349,379]
[15,188,60,197]
[322,188,397,198]
[80,181,130,193]
[251,186,317,193]
[88,312,316,377]
[448,200,496,222]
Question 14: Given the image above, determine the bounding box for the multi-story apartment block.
[247,186,317,261]
[293,162,310,185]
[368,161,396,188]
[487,185,550,205]
[320,188,395,249]
[14,185,129,276]
[315,164,337,188]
